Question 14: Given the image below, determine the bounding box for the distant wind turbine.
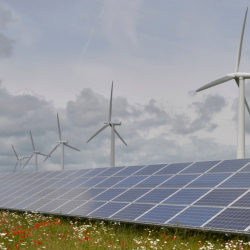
[44,113,80,170]
[12,145,29,173]
[196,7,250,159]
[87,82,127,167]
[23,131,49,172]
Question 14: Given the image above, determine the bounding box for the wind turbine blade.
[114,128,127,146]
[20,157,29,160]
[22,153,35,169]
[43,143,60,162]
[235,7,248,72]
[12,145,18,159]
[30,131,35,151]
[65,144,80,151]
[196,76,235,92]
[37,153,50,157]
[13,161,18,173]
[57,113,62,141]
[235,78,250,115]
[109,82,113,122]
[86,124,109,143]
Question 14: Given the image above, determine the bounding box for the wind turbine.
[87,82,127,167]
[12,145,29,173]
[44,113,80,170]
[196,7,250,159]
[22,131,49,172]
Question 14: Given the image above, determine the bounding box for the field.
[0,210,248,250]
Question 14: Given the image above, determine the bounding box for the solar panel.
[168,206,222,227]
[2,159,250,234]
[137,205,186,224]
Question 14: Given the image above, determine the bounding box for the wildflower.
[166,236,168,239]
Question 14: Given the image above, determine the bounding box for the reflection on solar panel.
[1,158,250,234]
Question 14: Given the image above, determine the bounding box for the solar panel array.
[1,159,250,233]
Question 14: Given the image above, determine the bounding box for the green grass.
[0,210,249,249]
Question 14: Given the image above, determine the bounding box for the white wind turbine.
[12,145,29,173]
[22,131,49,172]
[44,113,80,170]
[196,7,250,159]
[87,82,127,167]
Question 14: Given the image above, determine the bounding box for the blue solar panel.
[113,189,150,202]
[25,198,53,210]
[54,170,78,178]
[84,168,108,177]
[63,178,89,187]
[20,188,42,198]
[133,164,167,176]
[2,198,24,208]
[138,205,186,223]
[95,177,125,188]
[70,201,106,216]
[43,171,63,178]
[2,158,250,233]
[53,200,84,214]
[14,198,38,209]
[205,208,250,230]
[73,189,105,201]
[44,187,72,199]
[38,200,67,212]
[113,165,146,176]
[57,188,88,200]
[181,161,220,174]
[50,178,77,188]
[186,173,231,188]
[68,169,92,178]
[113,176,147,188]
[78,177,107,187]
[96,167,126,176]
[240,164,250,172]
[208,159,250,173]
[156,163,191,175]
[168,206,222,227]
[111,203,154,220]
[134,175,172,188]
[159,174,200,188]
[30,188,57,199]
[93,189,125,201]
[89,202,129,218]
[231,191,250,208]
[194,189,247,206]
[163,189,209,205]
[218,173,250,188]
[136,189,178,203]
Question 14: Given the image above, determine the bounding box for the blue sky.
[0,0,250,172]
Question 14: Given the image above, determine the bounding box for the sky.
[1,0,250,172]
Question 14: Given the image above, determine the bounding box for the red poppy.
[165,236,168,239]
[173,238,176,241]
[110,242,113,244]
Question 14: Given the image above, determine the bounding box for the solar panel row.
[1,159,250,233]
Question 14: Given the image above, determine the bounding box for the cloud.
[100,0,143,47]
[0,1,15,58]
[0,33,14,58]
[0,84,234,173]
[172,94,226,134]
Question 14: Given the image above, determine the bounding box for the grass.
[0,210,249,249]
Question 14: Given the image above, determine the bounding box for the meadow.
[0,210,248,249]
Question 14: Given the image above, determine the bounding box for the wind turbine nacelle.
[228,73,250,78]
[59,141,68,144]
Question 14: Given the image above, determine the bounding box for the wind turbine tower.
[196,7,250,159]
[87,82,127,167]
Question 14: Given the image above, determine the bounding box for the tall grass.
[0,210,248,249]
